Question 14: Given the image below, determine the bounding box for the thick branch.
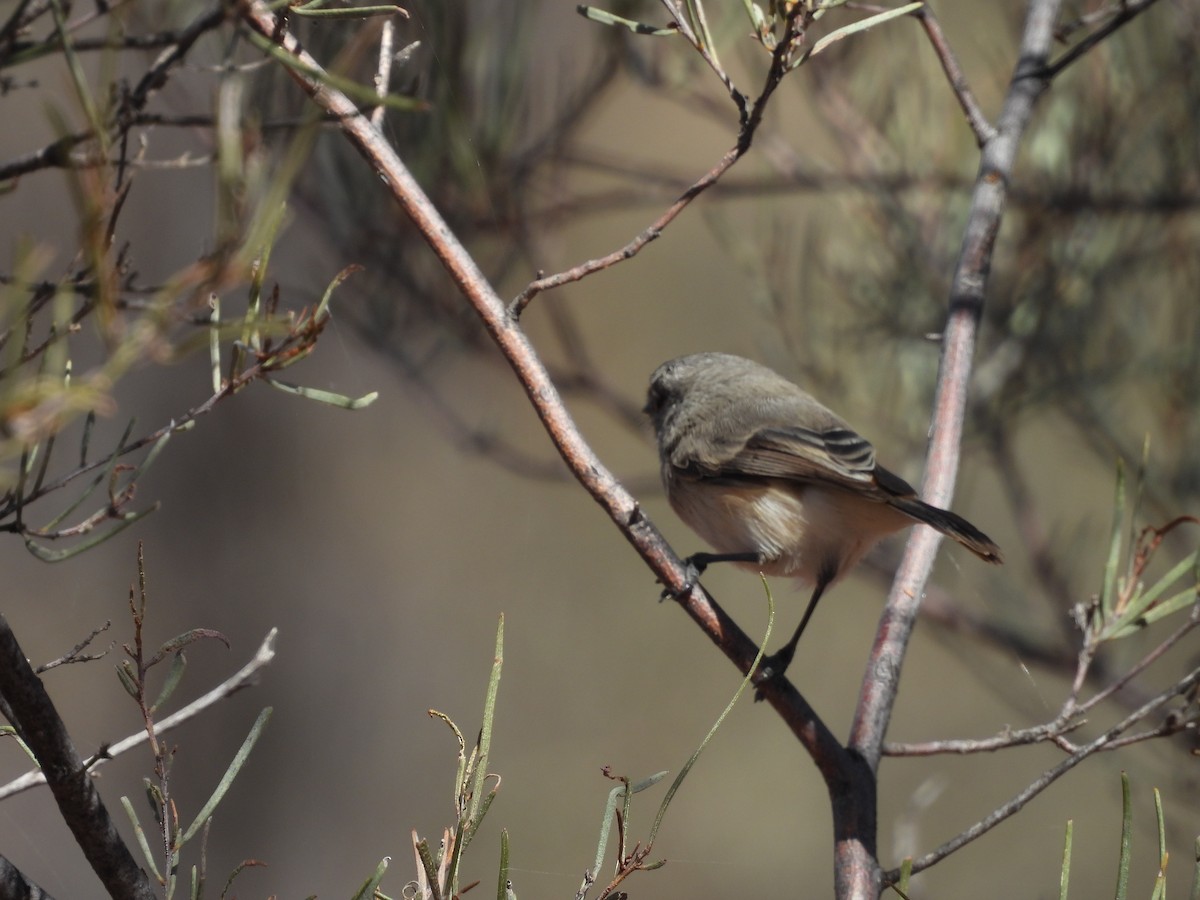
[0,854,56,900]
[0,616,154,900]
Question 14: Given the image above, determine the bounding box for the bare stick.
[841,2,1064,892]
[851,0,1065,773]
[0,628,277,801]
[884,665,1200,882]
[915,5,996,146]
[1044,0,1163,78]
[508,3,804,316]
[234,0,848,770]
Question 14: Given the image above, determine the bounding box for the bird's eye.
[643,383,665,416]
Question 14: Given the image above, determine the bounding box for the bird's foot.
[751,646,796,702]
[658,554,711,600]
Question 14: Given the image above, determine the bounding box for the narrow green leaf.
[630,771,669,793]
[591,783,624,880]
[415,839,443,900]
[315,264,363,323]
[743,0,767,34]
[263,377,379,409]
[350,857,390,900]
[127,427,174,482]
[122,795,164,880]
[1154,788,1167,895]
[48,0,104,140]
[1109,582,1200,637]
[1101,461,1127,621]
[799,2,923,64]
[647,577,775,845]
[1060,819,1073,900]
[151,652,187,713]
[291,4,403,16]
[1115,550,1198,626]
[180,707,273,844]
[0,727,38,765]
[153,629,231,662]
[469,615,504,825]
[1115,772,1132,900]
[463,777,500,848]
[683,0,720,65]
[241,29,425,110]
[496,829,509,900]
[445,817,468,898]
[576,5,678,35]
[116,660,140,699]
[25,502,160,562]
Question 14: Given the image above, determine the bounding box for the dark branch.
[0,616,155,900]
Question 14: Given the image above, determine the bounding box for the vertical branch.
[850,0,1065,768]
[836,2,1064,894]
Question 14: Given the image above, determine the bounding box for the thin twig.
[370,18,395,129]
[915,5,996,146]
[883,717,1088,757]
[1074,606,1200,716]
[1043,0,1163,78]
[0,628,277,802]
[35,621,111,673]
[507,3,805,317]
[884,664,1200,882]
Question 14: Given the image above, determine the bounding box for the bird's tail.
[889,497,1003,564]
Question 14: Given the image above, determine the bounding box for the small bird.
[644,352,1002,685]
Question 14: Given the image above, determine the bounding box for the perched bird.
[644,352,1002,684]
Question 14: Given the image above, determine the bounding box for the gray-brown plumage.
[645,352,1002,683]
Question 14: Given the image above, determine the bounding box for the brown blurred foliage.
[0,0,1197,897]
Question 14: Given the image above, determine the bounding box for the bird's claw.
[750,649,794,702]
[658,555,710,600]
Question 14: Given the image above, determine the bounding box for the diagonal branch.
[0,615,155,900]
[234,0,849,769]
[1044,0,1163,78]
[0,854,56,900]
[507,2,805,316]
[915,5,996,146]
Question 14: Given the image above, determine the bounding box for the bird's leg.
[753,577,829,700]
[660,551,761,599]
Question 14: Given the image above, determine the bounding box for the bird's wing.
[681,424,919,499]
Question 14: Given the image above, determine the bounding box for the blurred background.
[1,0,1198,897]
